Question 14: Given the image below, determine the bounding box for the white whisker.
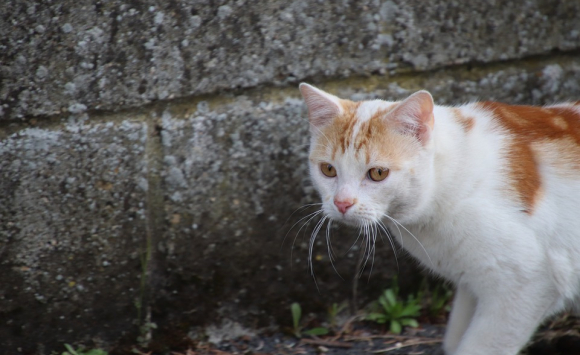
[325,220,344,280]
[367,223,377,281]
[346,223,364,256]
[383,214,433,267]
[308,215,328,277]
[282,204,323,245]
[359,221,372,278]
[377,220,399,272]
[287,210,323,266]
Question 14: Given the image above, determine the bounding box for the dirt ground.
[159,314,580,355]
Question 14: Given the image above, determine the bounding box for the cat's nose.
[334,199,354,214]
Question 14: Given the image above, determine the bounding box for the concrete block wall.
[1,0,580,353]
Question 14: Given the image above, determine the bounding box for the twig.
[300,338,354,348]
[344,334,441,341]
[372,339,442,353]
[333,315,364,339]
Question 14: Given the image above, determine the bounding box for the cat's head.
[299,83,437,226]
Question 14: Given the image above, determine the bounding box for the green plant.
[290,302,329,338]
[327,302,348,329]
[136,321,157,348]
[62,344,107,355]
[425,282,453,316]
[366,278,421,334]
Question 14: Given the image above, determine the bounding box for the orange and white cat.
[299,83,580,355]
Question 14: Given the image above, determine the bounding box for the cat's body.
[299,83,580,355]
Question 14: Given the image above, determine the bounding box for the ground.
[128,314,580,355]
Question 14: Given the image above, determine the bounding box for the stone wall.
[1,1,580,353]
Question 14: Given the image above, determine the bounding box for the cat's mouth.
[328,210,373,227]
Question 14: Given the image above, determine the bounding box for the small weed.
[327,302,348,329]
[366,277,421,334]
[425,282,453,317]
[136,321,157,348]
[62,344,107,355]
[290,302,329,338]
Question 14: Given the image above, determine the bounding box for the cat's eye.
[320,163,337,177]
[368,167,389,182]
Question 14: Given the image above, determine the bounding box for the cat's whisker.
[357,222,367,278]
[359,221,373,278]
[357,222,366,278]
[325,220,338,263]
[345,223,365,256]
[367,224,378,281]
[325,220,344,280]
[282,204,323,246]
[383,215,403,247]
[377,220,399,273]
[383,214,433,267]
[284,203,323,224]
[289,210,324,266]
[308,215,328,277]
[287,209,323,244]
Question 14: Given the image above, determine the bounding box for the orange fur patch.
[310,100,414,170]
[337,100,361,154]
[452,108,475,132]
[479,101,580,214]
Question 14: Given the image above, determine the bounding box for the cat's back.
[449,100,580,216]
[478,100,580,174]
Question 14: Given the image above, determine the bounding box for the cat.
[298,82,580,355]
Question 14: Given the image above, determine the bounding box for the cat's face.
[300,84,436,226]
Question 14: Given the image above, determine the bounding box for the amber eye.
[368,167,389,182]
[320,163,337,177]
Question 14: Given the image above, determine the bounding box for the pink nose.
[334,199,354,214]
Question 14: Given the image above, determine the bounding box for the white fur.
[302,86,580,355]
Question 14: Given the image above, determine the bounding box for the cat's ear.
[390,90,434,145]
[299,83,342,128]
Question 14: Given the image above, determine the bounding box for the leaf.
[384,289,397,307]
[400,318,419,328]
[85,350,108,355]
[378,295,391,312]
[400,304,421,317]
[304,327,329,336]
[63,344,78,355]
[366,312,387,323]
[390,320,402,334]
[291,303,301,331]
[390,302,403,317]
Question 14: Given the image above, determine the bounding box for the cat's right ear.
[299,83,342,128]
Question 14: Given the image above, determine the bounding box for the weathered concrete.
[1,0,579,120]
[0,116,149,352]
[1,55,580,353]
[2,0,580,353]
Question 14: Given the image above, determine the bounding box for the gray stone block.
[2,0,579,120]
[0,116,148,353]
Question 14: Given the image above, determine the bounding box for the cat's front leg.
[443,285,476,355]
[452,282,554,355]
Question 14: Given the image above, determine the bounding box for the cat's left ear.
[299,83,343,129]
[390,90,434,145]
